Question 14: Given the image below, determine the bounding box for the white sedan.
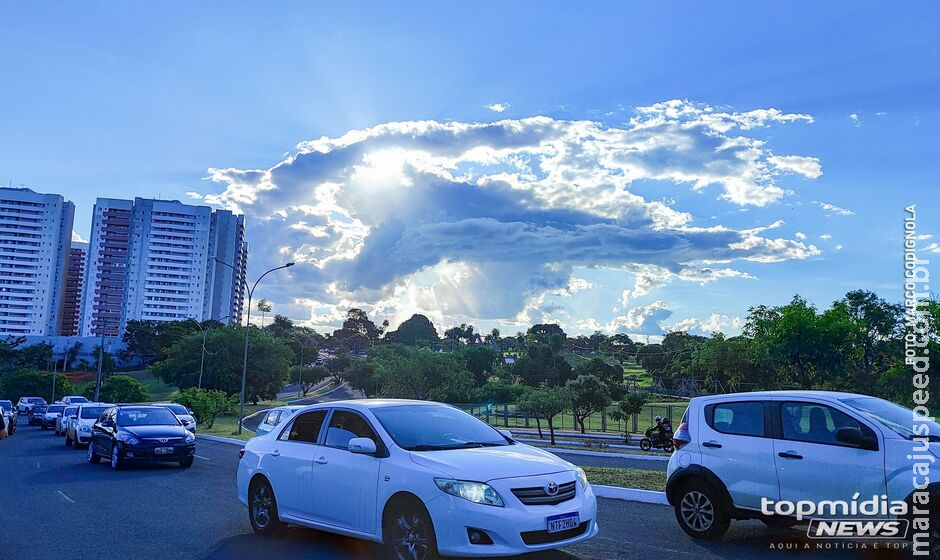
[237,399,598,559]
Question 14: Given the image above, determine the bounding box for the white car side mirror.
[348,437,377,455]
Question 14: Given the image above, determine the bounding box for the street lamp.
[213,257,294,434]
[187,315,229,389]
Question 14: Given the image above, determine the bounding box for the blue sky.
[2,1,938,336]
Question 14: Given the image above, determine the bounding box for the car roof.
[294,399,450,412]
[693,390,875,402]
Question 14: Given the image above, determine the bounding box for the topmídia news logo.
[761,495,911,539]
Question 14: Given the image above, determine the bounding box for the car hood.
[122,425,189,439]
[409,443,573,482]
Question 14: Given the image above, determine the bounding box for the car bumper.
[75,432,92,443]
[119,443,196,462]
[425,482,599,557]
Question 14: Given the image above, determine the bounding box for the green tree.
[173,387,234,429]
[599,333,636,364]
[150,327,292,403]
[91,346,116,376]
[517,385,570,445]
[608,391,649,437]
[340,361,378,396]
[574,357,625,399]
[460,346,498,386]
[384,314,440,346]
[0,369,74,404]
[292,365,330,396]
[836,290,903,394]
[566,374,612,434]
[471,378,526,404]
[91,375,150,403]
[513,344,574,387]
[371,345,474,402]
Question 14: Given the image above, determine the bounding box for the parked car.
[87,405,196,469]
[41,403,66,430]
[252,405,305,436]
[0,400,14,432]
[666,390,940,540]
[65,403,113,448]
[28,405,48,426]
[238,400,598,559]
[17,397,46,415]
[154,403,197,433]
[57,405,78,435]
[62,396,89,406]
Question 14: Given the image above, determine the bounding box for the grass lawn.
[198,401,287,441]
[583,466,666,491]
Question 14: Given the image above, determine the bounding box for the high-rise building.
[0,187,75,336]
[79,197,246,336]
[79,198,132,337]
[60,241,88,336]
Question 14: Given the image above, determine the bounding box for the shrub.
[173,387,234,429]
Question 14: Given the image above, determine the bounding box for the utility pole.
[93,320,107,402]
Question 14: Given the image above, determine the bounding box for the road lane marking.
[56,490,75,504]
[195,454,210,460]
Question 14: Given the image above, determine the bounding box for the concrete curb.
[197,434,670,505]
[542,447,670,462]
[592,486,669,505]
[198,434,247,446]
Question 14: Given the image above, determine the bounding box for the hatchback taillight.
[673,421,691,450]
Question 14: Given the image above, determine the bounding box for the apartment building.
[60,240,87,336]
[0,187,75,336]
[79,197,246,336]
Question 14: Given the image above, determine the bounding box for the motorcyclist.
[653,415,667,442]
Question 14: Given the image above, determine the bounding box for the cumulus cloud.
[610,300,673,335]
[71,231,88,243]
[794,231,807,240]
[767,155,822,179]
[666,313,744,335]
[814,201,856,216]
[486,103,509,113]
[198,100,822,330]
[819,233,832,240]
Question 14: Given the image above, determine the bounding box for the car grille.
[511,481,577,506]
[520,521,589,545]
[141,437,187,445]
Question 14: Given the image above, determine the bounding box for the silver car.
[155,403,198,433]
[56,405,78,435]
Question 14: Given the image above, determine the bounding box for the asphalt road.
[0,422,912,560]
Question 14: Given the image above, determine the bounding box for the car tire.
[179,457,194,469]
[248,478,285,535]
[110,445,123,470]
[382,499,440,560]
[87,442,101,464]
[674,478,731,540]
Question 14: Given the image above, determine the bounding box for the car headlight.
[117,433,140,445]
[80,424,90,432]
[575,467,589,491]
[185,432,196,444]
[434,479,504,507]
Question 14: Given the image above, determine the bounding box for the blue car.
[29,405,48,426]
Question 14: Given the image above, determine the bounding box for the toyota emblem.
[159,438,169,443]
[545,482,559,496]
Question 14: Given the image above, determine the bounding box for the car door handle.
[702,441,722,448]
[270,450,280,457]
[778,451,803,460]
[314,456,327,464]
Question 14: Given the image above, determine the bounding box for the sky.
[2,1,938,338]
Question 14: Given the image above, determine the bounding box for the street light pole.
[213,257,294,434]
[188,315,229,389]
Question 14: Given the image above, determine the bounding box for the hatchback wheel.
[87,442,101,464]
[111,445,123,470]
[248,479,285,535]
[383,501,439,560]
[674,479,730,540]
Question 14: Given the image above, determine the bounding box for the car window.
[63,407,77,417]
[708,401,765,437]
[324,410,378,450]
[781,402,869,446]
[47,405,65,414]
[264,410,280,425]
[281,410,327,443]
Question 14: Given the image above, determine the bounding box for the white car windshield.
[841,397,940,441]
[163,404,189,415]
[372,405,509,451]
[80,406,110,419]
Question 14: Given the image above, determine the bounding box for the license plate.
[546,512,579,533]
[154,447,174,455]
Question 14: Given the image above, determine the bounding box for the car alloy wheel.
[250,484,273,529]
[680,490,715,532]
[390,510,432,560]
[111,445,122,470]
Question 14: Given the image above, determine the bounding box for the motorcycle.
[640,423,674,452]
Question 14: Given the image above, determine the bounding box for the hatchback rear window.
[706,401,765,437]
